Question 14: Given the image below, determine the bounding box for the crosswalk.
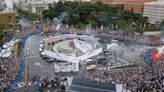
[98,67,111,70]
[12,81,40,89]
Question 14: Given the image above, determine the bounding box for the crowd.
[0,22,43,91]
[59,26,164,46]
[0,21,163,92]
[0,58,19,91]
[4,22,162,47]
[1,21,163,46]
[0,26,29,91]
[79,61,164,91]
[77,42,163,92]
[106,33,163,46]
[30,75,66,92]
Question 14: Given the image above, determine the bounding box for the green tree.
[116,19,131,31]
[42,1,138,30]
[42,10,57,20]
[160,20,164,32]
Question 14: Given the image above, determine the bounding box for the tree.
[116,19,131,31]
[158,20,164,32]
[42,1,135,29]
[55,1,65,14]
[155,21,161,31]
[42,10,57,20]
[112,4,123,13]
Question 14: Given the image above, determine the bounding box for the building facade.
[0,0,16,29]
[17,0,53,14]
[143,0,164,24]
[0,0,5,11]
[1,0,14,12]
[17,0,91,14]
[0,12,16,30]
[123,0,155,13]
[91,0,124,4]
[91,0,156,13]
[16,0,157,14]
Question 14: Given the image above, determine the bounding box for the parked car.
[86,64,96,71]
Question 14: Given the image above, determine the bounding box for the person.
[60,85,65,91]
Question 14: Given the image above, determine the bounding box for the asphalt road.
[12,32,155,92]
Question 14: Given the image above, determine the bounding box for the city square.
[1,24,163,92]
[0,0,164,92]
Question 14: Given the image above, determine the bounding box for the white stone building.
[15,0,91,14]
[143,0,164,24]
[0,0,15,12]
[15,0,55,14]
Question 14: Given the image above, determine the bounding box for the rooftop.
[0,10,14,14]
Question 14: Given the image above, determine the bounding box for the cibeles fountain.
[40,34,102,62]
[40,11,103,72]
[45,13,102,62]
[39,34,102,72]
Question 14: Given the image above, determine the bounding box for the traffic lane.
[25,34,41,56]
[24,34,56,79]
[13,85,36,92]
[22,32,156,79]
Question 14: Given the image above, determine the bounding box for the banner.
[74,39,92,53]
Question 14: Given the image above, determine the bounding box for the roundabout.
[40,34,102,62]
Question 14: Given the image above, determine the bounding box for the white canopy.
[0,39,20,58]
[3,44,8,48]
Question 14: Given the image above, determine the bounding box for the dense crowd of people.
[59,26,164,46]
[0,58,19,91]
[79,61,164,91]
[30,75,66,92]
[4,22,163,46]
[0,21,163,92]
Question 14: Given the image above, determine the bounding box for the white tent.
[0,39,20,58]
[3,44,8,48]
[0,53,2,57]
[1,49,7,54]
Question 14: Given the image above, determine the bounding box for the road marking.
[35,62,42,67]
[110,56,129,63]
[19,55,40,60]
[98,68,102,70]
[12,81,38,89]
[98,67,110,70]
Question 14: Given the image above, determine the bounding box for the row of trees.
[156,20,164,32]
[43,1,154,33]
[15,1,161,33]
[17,9,42,21]
[43,1,122,28]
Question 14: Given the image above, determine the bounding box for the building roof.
[67,79,116,92]
[124,0,154,3]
